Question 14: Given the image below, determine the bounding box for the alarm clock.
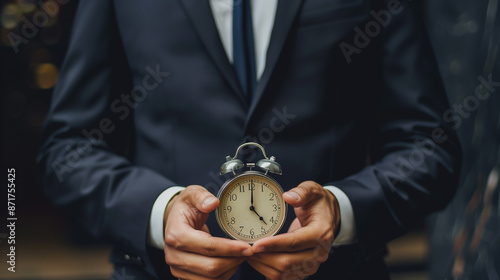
[215,142,287,244]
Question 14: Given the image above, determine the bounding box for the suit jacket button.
[124,254,131,261]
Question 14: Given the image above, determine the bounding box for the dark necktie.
[233,0,257,100]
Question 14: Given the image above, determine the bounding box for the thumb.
[283,181,324,208]
[183,185,219,213]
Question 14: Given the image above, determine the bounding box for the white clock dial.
[216,172,287,243]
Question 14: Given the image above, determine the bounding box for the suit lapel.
[178,0,246,104]
[245,0,304,129]
[178,0,305,123]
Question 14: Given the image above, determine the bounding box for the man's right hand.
[163,185,253,279]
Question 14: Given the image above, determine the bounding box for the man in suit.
[38,0,462,279]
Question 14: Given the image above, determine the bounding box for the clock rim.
[215,171,288,244]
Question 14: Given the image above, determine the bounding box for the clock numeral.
[273,204,278,212]
[248,182,255,191]
[230,217,236,224]
[270,216,274,223]
[227,206,232,213]
[269,193,275,201]
[261,185,264,192]
[230,194,238,201]
[239,184,245,192]
[250,228,255,236]
[261,226,265,232]
[239,226,244,232]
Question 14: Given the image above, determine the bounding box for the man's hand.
[248,181,340,280]
[164,185,253,280]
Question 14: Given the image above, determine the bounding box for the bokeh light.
[41,1,60,27]
[18,2,37,14]
[35,63,58,89]
[1,4,22,29]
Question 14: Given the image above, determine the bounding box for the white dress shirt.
[148,0,357,249]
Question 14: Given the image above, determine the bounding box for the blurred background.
[0,0,498,279]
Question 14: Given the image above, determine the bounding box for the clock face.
[216,171,287,243]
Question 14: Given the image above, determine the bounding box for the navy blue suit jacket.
[38,0,461,279]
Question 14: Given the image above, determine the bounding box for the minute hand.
[250,180,254,206]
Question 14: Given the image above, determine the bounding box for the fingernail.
[285,191,300,201]
[242,247,253,256]
[254,246,265,253]
[202,197,217,208]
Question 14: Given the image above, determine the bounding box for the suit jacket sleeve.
[329,1,462,261]
[37,1,171,276]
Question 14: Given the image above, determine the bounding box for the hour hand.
[249,206,267,225]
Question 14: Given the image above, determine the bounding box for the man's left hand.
[248,181,340,279]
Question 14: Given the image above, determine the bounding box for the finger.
[249,250,325,279]
[253,225,330,253]
[201,224,210,234]
[170,262,241,280]
[247,259,282,280]
[248,259,304,280]
[166,246,246,279]
[166,185,253,257]
[288,218,302,233]
[251,249,322,265]
[283,181,325,208]
[165,226,252,257]
[181,185,220,213]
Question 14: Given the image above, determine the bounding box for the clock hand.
[250,180,254,206]
[249,206,267,225]
[248,180,267,225]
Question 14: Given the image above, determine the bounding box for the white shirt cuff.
[148,186,185,249]
[324,186,357,246]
